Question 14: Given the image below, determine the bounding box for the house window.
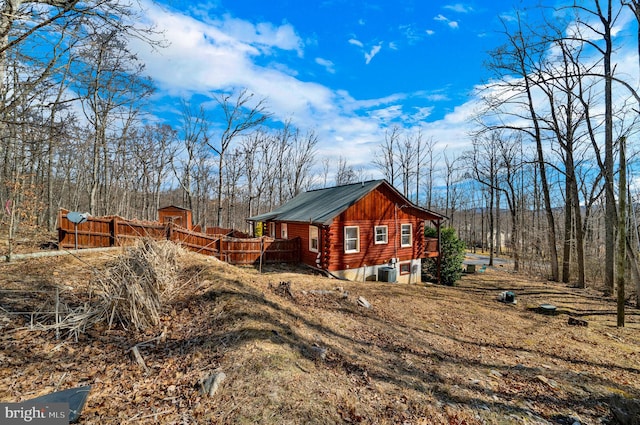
[399,262,411,275]
[281,223,288,239]
[401,223,412,247]
[269,222,276,238]
[344,226,360,253]
[374,225,388,244]
[309,226,319,252]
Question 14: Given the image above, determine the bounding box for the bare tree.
[272,121,294,205]
[617,136,627,326]
[423,137,439,209]
[241,130,268,222]
[75,29,153,215]
[0,0,160,225]
[335,156,358,185]
[224,148,245,229]
[321,157,331,188]
[209,89,270,227]
[172,101,209,213]
[131,124,176,220]
[398,133,416,198]
[496,132,524,271]
[622,0,640,307]
[285,129,318,198]
[373,126,400,186]
[481,11,560,280]
[466,133,501,266]
[572,0,621,294]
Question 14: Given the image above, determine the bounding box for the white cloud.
[77,0,640,192]
[427,93,450,102]
[498,11,519,23]
[365,43,383,64]
[350,93,407,110]
[434,13,459,29]
[315,57,336,74]
[218,16,304,56]
[130,0,485,177]
[369,105,404,122]
[399,24,427,45]
[412,106,435,121]
[444,4,474,14]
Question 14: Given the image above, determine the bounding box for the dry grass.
[90,239,185,331]
[0,247,638,424]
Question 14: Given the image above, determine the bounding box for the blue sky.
[129,0,619,176]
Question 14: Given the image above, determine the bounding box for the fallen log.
[568,317,588,327]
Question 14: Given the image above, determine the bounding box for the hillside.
[0,244,639,424]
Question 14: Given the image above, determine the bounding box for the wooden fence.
[57,210,300,265]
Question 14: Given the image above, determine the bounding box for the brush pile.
[90,239,183,331]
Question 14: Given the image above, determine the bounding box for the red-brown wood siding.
[158,207,193,230]
[324,186,433,271]
[325,217,426,271]
[284,222,321,266]
[262,184,441,271]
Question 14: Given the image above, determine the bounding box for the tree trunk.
[496,187,501,256]
[562,176,572,283]
[489,181,495,267]
[603,0,616,296]
[617,136,626,327]
[534,133,559,281]
[626,237,640,308]
[510,208,519,272]
[572,183,586,288]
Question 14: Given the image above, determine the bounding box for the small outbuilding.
[158,205,193,230]
[247,179,445,284]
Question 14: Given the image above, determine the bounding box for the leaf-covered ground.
[0,248,638,424]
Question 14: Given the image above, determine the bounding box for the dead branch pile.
[269,281,294,299]
[90,239,184,331]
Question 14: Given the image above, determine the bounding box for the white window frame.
[309,226,319,253]
[344,226,360,253]
[269,222,276,238]
[401,223,412,247]
[281,223,288,239]
[374,225,388,244]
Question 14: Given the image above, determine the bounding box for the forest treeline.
[0,1,639,323]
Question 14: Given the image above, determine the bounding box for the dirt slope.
[0,248,638,424]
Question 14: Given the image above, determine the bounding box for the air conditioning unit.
[378,266,397,283]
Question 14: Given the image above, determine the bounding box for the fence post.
[259,237,264,273]
[111,216,119,247]
[166,218,174,242]
[57,209,64,250]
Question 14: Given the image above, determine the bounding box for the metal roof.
[247,179,444,225]
[158,205,190,211]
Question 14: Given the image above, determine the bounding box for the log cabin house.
[247,179,445,283]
